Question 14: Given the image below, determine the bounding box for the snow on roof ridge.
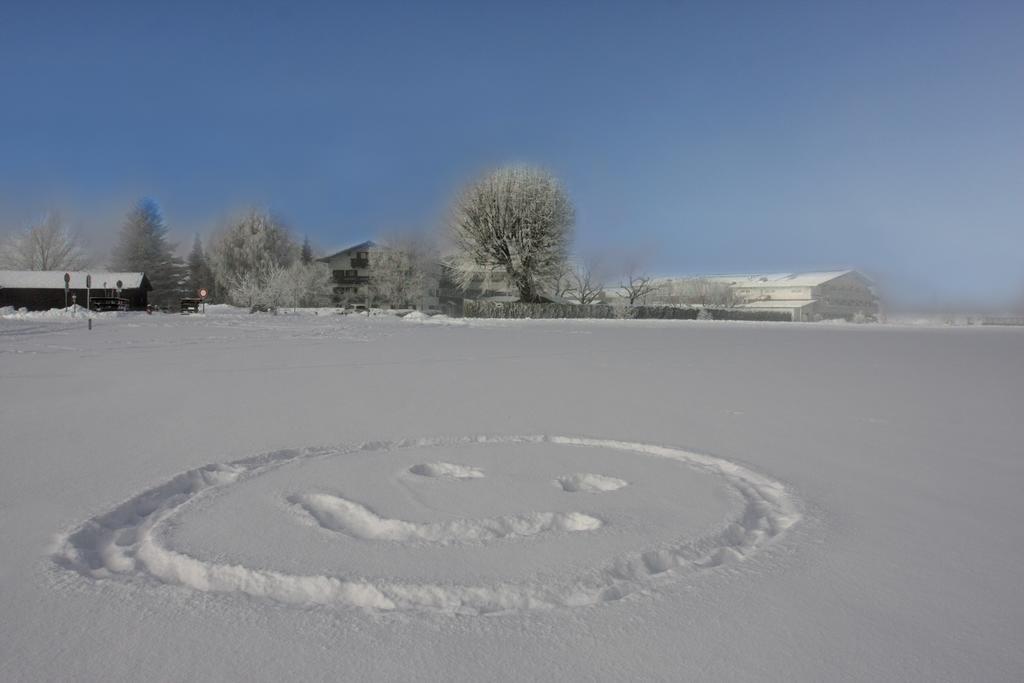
[318,240,379,261]
[0,270,147,290]
[651,270,860,287]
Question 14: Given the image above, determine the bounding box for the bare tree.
[620,266,659,306]
[448,165,574,302]
[0,213,90,270]
[568,258,606,305]
[547,260,574,299]
[670,277,735,307]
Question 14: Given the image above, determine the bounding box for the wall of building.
[812,273,878,319]
[323,246,374,304]
[0,287,148,311]
[733,285,814,302]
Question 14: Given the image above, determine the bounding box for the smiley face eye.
[555,473,629,493]
[408,462,484,479]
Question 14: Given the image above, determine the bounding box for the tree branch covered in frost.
[448,166,573,302]
[229,262,333,310]
[286,262,334,308]
[368,235,437,309]
[0,212,91,270]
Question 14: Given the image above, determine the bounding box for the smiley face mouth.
[52,435,802,616]
[288,492,603,544]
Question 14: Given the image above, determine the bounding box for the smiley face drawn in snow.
[52,436,801,616]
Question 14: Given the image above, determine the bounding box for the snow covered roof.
[702,270,857,287]
[0,271,149,290]
[318,241,379,261]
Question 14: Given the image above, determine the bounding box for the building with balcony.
[318,240,441,310]
[318,240,375,305]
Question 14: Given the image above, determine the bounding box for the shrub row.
[463,301,617,318]
[462,300,792,322]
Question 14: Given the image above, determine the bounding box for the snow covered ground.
[1,309,1022,681]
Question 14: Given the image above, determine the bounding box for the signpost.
[64,272,70,308]
[86,274,92,311]
[180,288,209,315]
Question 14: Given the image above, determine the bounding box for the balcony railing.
[333,274,370,285]
[350,258,369,268]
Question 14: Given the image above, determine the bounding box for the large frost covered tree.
[448,166,574,302]
[207,209,331,310]
[0,212,90,270]
[109,199,186,306]
[208,209,297,307]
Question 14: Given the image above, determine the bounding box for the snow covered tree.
[228,266,270,310]
[448,166,574,302]
[109,199,186,306]
[208,208,297,306]
[231,261,333,311]
[0,212,90,270]
[277,261,334,308]
[368,236,437,309]
[186,235,215,299]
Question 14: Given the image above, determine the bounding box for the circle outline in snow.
[52,435,802,616]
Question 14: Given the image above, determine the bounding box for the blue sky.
[1,0,1022,309]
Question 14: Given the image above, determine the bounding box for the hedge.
[463,301,616,319]
[462,300,792,321]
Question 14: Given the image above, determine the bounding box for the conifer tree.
[109,199,186,306]
[301,235,314,265]
[187,234,215,299]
